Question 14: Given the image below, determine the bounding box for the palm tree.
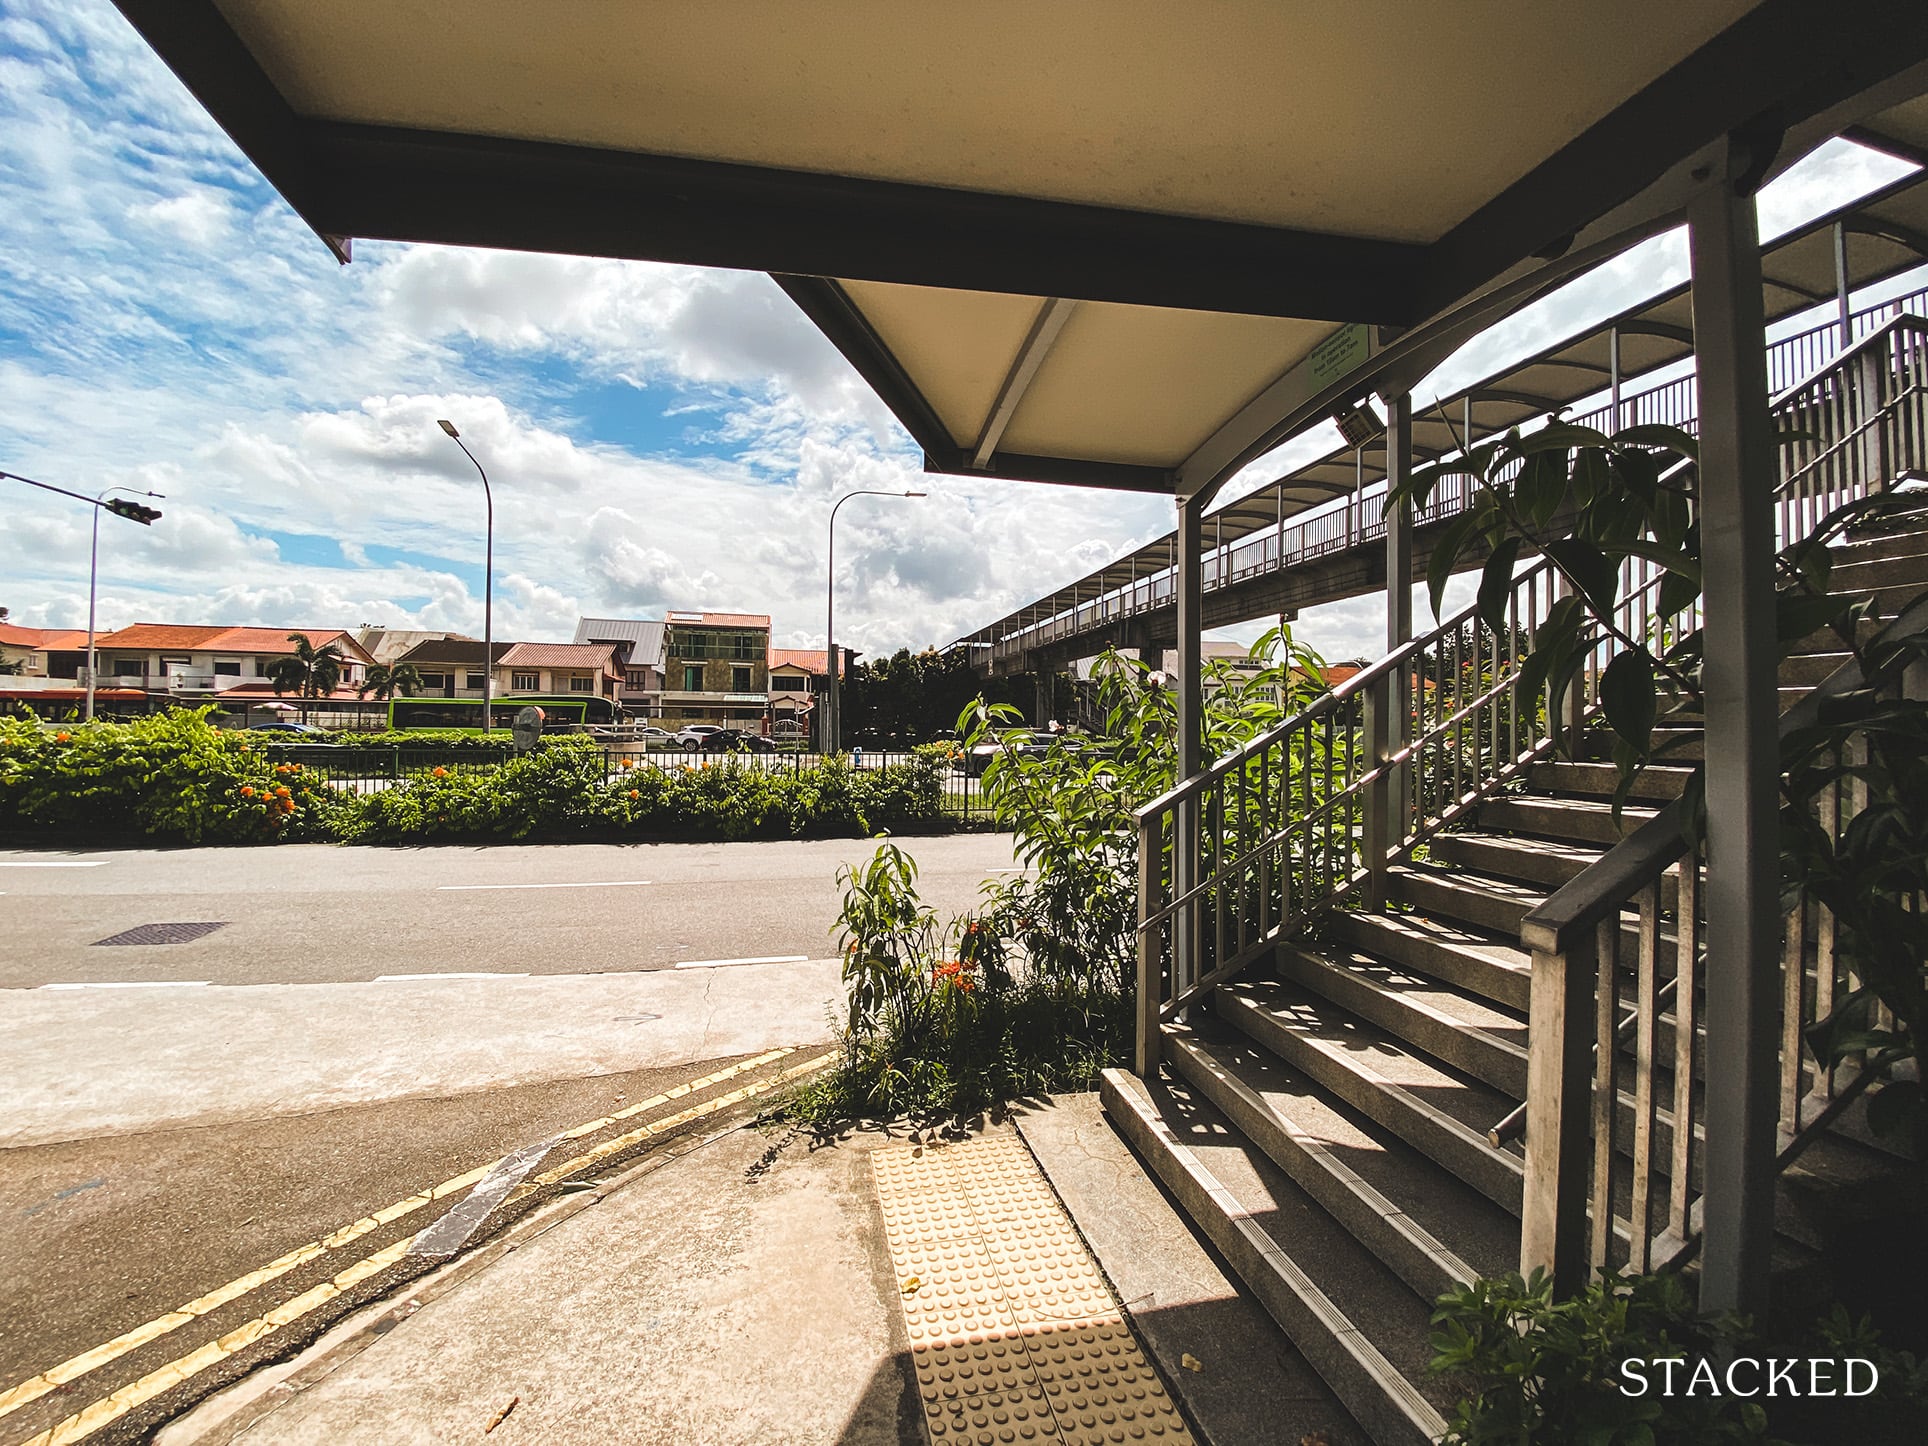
[266,633,346,722]
[356,662,424,701]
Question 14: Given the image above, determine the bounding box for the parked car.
[595,722,674,747]
[248,721,332,738]
[697,728,777,753]
[673,725,723,749]
[961,731,1084,777]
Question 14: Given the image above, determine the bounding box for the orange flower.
[279,798,295,812]
[239,786,255,798]
[274,786,291,798]
[626,789,639,799]
[432,767,448,778]
[55,731,71,742]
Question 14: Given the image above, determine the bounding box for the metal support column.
[1833,220,1853,349]
[1173,493,1206,1002]
[1609,326,1623,435]
[1383,393,1415,863]
[1688,156,1781,1320]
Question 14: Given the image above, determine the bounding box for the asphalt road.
[0,834,1020,1445]
[0,834,1019,989]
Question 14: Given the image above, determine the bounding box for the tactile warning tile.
[874,1136,1194,1445]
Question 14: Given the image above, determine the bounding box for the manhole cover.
[93,922,229,946]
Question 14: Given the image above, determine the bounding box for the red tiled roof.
[768,648,828,674]
[498,642,621,671]
[93,624,373,661]
[0,624,87,649]
[664,612,770,629]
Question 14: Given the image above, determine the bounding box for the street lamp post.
[826,488,925,754]
[0,471,163,721]
[436,422,495,733]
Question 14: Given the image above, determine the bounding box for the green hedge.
[0,711,948,846]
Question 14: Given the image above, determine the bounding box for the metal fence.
[265,744,997,823]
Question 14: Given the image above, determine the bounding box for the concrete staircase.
[1102,506,1928,1446]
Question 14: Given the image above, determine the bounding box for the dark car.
[698,729,777,753]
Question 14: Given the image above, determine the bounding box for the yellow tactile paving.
[873,1136,1194,1445]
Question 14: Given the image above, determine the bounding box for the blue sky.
[0,1,1920,664]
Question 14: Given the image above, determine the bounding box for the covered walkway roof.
[943,169,1928,656]
[119,2,1928,497]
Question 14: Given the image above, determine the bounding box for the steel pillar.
[1383,393,1415,860]
[1173,494,1206,998]
[1688,156,1781,1320]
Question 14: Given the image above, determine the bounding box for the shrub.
[1429,1269,1928,1445]
[788,631,1332,1126]
[0,709,340,844]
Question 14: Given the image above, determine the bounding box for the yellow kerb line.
[14,1048,832,1446]
[0,1048,795,1426]
[520,1051,836,1192]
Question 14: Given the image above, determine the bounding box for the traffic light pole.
[0,472,163,721]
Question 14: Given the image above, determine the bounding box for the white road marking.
[0,861,108,868]
[376,972,532,982]
[38,981,211,990]
[435,880,652,892]
[674,954,810,970]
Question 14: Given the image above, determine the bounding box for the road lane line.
[36,981,211,991]
[0,1049,796,1425]
[0,862,107,868]
[674,954,809,969]
[374,972,531,982]
[434,880,652,891]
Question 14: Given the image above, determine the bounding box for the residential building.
[660,611,771,727]
[573,617,666,715]
[88,624,374,696]
[0,624,85,677]
[390,639,513,698]
[494,642,621,700]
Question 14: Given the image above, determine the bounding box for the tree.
[356,662,423,702]
[266,633,346,722]
[0,606,23,674]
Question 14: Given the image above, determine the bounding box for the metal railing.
[1517,594,1928,1285]
[1133,310,1928,1104]
[992,285,1928,670]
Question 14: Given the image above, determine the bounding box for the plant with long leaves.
[266,633,347,722]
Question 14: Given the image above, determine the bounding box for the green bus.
[387,695,620,731]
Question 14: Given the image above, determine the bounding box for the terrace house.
[493,642,621,700]
[390,638,512,699]
[88,625,373,696]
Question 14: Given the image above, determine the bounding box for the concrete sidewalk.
[164,1121,918,1446]
[157,1096,1346,1446]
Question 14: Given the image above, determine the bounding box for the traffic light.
[104,498,162,525]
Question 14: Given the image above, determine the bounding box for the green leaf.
[1427,510,1484,619]
[1865,1079,1921,1140]
[1544,538,1619,616]
[1608,446,1661,504]
[1476,539,1523,633]
[1517,449,1570,529]
[1571,446,1611,507]
[1600,647,1657,755]
[1614,423,1698,458]
[1776,590,1851,648]
[1655,570,1700,619]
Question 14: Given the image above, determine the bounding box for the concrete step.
[1779,650,1854,687]
[1216,976,1525,1216]
[1101,1067,1449,1446]
[1527,760,1693,802]
[1426,831,1683,914]
[1333,911,1532,1013]
[1275,943,1529,1097]
[1855,580,1928,618]
[1165,1026,1508,1302]
[1579,728,1703,763]
[1828,551,1928,593]
[1386,862,1547,936]
[1477,794,1658,847]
